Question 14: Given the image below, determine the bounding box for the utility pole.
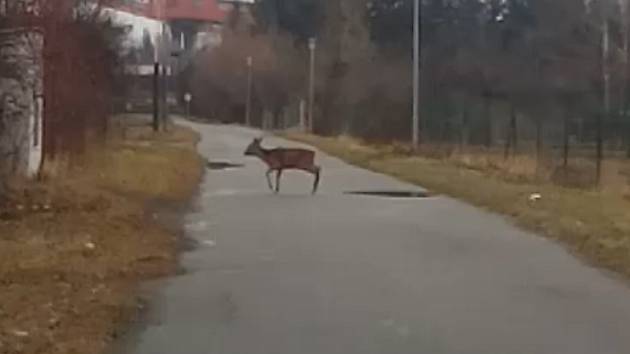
[161,64,169,130]
[152,35,160,132]
[152,0,165,132]
[308,37,317,134]
[160,0,169,130]
[245,56,253,126]
[412,0,421,149]
[598,18,610,183]
[620,0,630,158]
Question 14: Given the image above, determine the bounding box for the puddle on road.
[206,161,244,170]
[344,190,432,199]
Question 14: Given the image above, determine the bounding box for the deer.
[244,138,321,194]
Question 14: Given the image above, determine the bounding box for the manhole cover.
[207,161,244,170]
[344,190,431,198]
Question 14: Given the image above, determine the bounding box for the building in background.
[110,0,227,53]
[218,0,256,12]
[106,0,229,113]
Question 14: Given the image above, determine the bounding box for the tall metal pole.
[308,38,317,134]
[413,0,421,149]
[159,0,170,130]
[153,62,160,132]
[161,64,169,130]
[153,0,165,132]
[598,18,610,184]
[245,56,253,126]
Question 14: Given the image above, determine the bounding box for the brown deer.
[244,138,321,194]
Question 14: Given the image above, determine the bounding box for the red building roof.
[115,0,227,23]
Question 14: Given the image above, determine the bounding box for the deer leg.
[312,166,321,194]
[275,169,283,193]
[265,169,274,191]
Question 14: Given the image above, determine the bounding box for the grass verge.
[286,133,630,279]
[0,124,203,354]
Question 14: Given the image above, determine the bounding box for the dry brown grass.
[286,133,630,279]
[0,124,203,354]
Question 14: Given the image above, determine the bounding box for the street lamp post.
[152,0,166,132]
[153,56,160,132]
[413,0,421,149]
[245,56,253,127]
[308,38,317,134]
[162,64,169,130]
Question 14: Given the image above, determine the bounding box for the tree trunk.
[460,106,469,153]
[512,109,518,153]
[504,104,517,160]
[536,117,543,173]
[596,112,604,184]
[483,93,492,148]
[441,119,450,144]
[273,106,284,130]
[563,102,571,177]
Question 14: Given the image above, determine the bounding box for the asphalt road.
[119,122,630,354]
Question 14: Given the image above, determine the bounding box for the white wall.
[102,7,169,49]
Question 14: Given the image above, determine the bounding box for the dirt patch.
[0,124,203,354]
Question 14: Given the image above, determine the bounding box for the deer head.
[244,137,263,156]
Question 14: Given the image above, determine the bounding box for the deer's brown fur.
[244,138,321,194]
